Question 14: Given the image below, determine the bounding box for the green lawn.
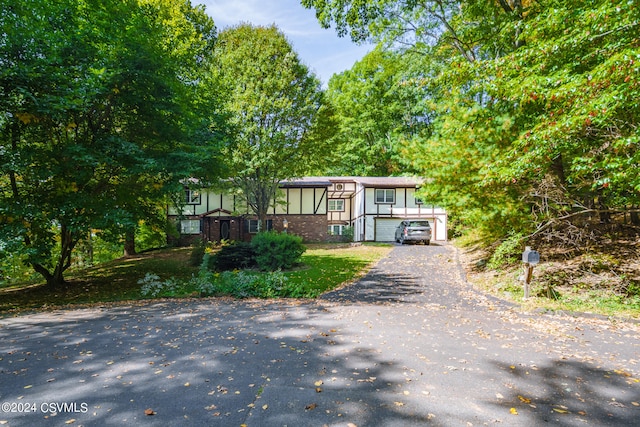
[0,244,392,315]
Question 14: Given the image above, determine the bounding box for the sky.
[199,0,373,86]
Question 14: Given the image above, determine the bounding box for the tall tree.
[304,0,640,241]
[324,46,428,176]
[211,24,329,230]
[0,0,222,286]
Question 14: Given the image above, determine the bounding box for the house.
[167,177,447,245]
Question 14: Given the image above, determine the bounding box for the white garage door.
[375,218,404,242]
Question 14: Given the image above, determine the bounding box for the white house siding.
[360,185,447,242]
[168,177,447,244]
[285,188,302,214]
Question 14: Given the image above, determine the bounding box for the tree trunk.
[124,229,137,256]
[631,207,640,225]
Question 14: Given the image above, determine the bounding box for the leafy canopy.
[0,0,223,286]
[211,24,330,227]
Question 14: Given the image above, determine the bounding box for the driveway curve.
[1,243,639,426]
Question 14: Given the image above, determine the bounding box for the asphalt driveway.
[1,243,639,426]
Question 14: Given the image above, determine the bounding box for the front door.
[220,220,230,240]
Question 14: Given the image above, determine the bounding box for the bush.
[189,239,207,267]
[488,233,524,270]
[210,241,257,271]
[194,258,289,299]
[139,273,181,298]
[341,226,354,243]
[250,231,306,271]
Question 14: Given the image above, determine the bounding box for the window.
[185,188,201,204]
[375,189,395,204]
[328,199,345,212]
[246,219,273,234]
[180,219,201,234]
[328,224,344,235]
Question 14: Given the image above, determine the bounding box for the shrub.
[488,233,524,270]
[250,231,306,271]
[341,226,354,243]
[193,267,289,299]
[210,241,257,271]
[189,239,207,267]
[139,273,181,298]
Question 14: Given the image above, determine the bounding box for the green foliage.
[136,221,167,253]
[188,239,208,267]
[209,242,257,271]
[139,273,182,298]
[211,24,331,228]
[251,231,306,271]
[341,226,354,243]
[200,270,289,299]
[487,233,524,270]
[250,231,306,271]
[305,0,640,243]
[0,0,223,287]
[323,47,424,176]
[207,232,306,272]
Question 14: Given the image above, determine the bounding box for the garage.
[374,218,404,242]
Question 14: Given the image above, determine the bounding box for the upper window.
[328,199,345,212]
[185,188,201,205]
[375,189,395,204]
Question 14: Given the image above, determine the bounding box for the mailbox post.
[521,246,540,299]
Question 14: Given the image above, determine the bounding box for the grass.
[285,245,393,296]
[0,244,392,315]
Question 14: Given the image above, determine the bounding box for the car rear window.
[408,221,430,227]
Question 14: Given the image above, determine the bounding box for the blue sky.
[199,0,373,86]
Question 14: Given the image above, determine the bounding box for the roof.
[282,176,423,188]
[280,178,333,188]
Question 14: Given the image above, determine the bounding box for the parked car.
[395,220,431,245]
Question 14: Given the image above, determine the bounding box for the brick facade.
[186,214,329,244]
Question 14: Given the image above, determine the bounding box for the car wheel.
[424,240,430,245]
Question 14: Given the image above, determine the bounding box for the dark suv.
[395,220,431,245]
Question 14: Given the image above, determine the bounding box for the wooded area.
[307,0,640,242]
[1,0,639,296]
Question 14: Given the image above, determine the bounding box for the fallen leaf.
[144,408,156,416]
[262,404,268,410]
[314,380,323,386]
[305,403,317,410]
[553,408,569,414]
[517,395,531,404]
[64,420,75,424]
[393,402,404,407]
[510,408,518,415]
[316,387,323,393]
[632,402,639,407]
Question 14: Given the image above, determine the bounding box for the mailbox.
[522,246,540,265]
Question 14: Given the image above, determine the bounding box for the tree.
[323,46,428,176]
[304,0,640,242]
[0,0,222,287]
[211,24,329,230]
